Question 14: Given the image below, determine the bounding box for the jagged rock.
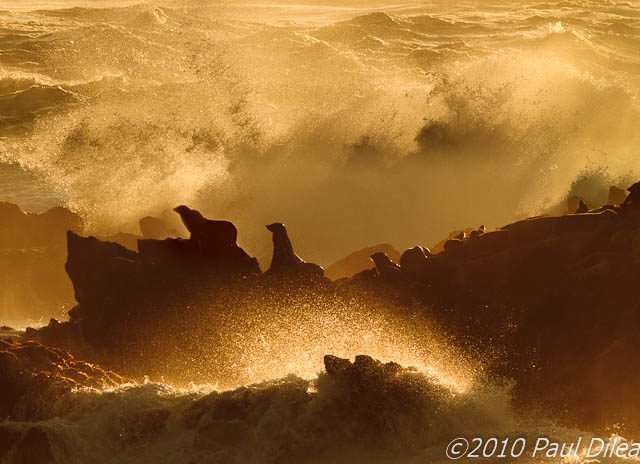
[0,339,128,421]
[101,232,140,251]
[325,244,400,280]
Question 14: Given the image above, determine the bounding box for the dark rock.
[0,339,128,421]
[443,238,464,255]
[10,426,55,464]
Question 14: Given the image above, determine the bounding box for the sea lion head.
[370,252,392,266]
[266,222,286,234]
[173,205,191,216]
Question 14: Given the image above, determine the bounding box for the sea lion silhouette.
[370,252,401,280]
[399,246,429,281]
[173,205,237,252]
[266,222,323,277]
[575,199,589,214]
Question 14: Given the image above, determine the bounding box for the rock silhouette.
[0,339,128,421]
[18,180,640,433]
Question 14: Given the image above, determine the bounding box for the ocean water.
[1,0,639,263]
[3,360,626,464]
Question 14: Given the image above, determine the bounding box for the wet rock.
[0,339,128,421]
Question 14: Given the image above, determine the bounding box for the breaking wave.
[0,356,583,464]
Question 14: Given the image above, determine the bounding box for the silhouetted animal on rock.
[370,252,401,280]
[399,246,430,281]
[575,199,589,214]
[173,205,237,256]
[265,223,324,279]
[469,225,486,238]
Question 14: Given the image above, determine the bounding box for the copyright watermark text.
[446,436,640,460]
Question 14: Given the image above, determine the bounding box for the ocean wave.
[0,354,540,464]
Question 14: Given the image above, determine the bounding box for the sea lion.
[454,231,467,240]
[399,246,429,281]
[370,252,401,280]
[265,222,323,278]
[173,205,237,254]
[469,225,486,238]
[575,199,589,214]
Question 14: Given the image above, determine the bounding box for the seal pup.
[265,222,324,278]
[173,205,237,254]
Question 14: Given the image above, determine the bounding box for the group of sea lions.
[165,181,640,283]
[172,204,429,282]
[172,204,324,279]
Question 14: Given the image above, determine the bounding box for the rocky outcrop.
[0,339,128,421]
[21,184,640,433]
